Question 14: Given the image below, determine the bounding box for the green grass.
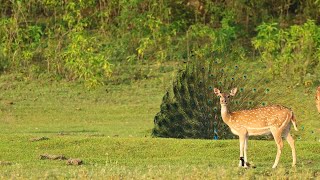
[0,73,172,137]
[0,66,320,179]
[0,135,319,179]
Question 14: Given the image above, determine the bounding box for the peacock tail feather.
[152,59,271,139]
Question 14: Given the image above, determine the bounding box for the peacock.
[152,59,272,139]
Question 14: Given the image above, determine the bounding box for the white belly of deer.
[230,126,272,136]
[247,127,271,136]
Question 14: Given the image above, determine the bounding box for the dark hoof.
[245,162,256,168]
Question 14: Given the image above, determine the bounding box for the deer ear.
[230,88,237,96]
[213,88,220,96]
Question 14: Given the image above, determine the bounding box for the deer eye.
[227,95,230,98]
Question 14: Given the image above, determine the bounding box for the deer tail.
[291,111,298,131]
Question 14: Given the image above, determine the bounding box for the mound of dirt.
[40,154,67,160]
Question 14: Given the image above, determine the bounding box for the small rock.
[4,101,14,105]
[66,158,83,165]
[246,162,256,168]
[307,160,313,164]
[57,132,70,136]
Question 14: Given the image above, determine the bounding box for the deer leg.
[239,133,248,167]
[239,137,244,167]
[244,135,249,166]
[271,130,284,168]
[285,132,296,167]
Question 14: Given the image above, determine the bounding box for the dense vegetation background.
[0,0,319,87]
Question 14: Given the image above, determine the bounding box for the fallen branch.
[30,137,49,142]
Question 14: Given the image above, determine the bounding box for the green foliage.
[252,20,320,85]
[0,0,112,84]
[0,0,320,85]
[152,59,271,139]
[182,12,241,61]
[63,30,111,87]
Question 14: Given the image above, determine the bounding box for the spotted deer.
[214,88,298,168]
[316,86,320,113]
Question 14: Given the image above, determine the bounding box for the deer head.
[214,88,237,105]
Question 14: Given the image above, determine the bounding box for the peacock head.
[213,88,237,106]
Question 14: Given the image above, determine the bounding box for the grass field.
[0,67,320,179]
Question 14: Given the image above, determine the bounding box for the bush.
[252,20,320,85]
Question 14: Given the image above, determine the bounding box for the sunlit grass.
[0,135,319,179]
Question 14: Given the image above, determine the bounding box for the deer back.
[229,105,292,129]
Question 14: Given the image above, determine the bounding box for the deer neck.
[220,104,232,122]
